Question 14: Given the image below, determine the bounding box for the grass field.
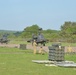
[0,47,76,75]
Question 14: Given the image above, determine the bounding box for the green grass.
[0,47,76,75]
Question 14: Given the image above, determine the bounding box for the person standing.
[33,40,37,54]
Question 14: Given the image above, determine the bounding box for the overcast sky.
[0,0,76,31]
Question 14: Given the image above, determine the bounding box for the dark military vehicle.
[0,34,9,44]
[27,28,48,46]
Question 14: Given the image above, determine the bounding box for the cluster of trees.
[60,22,76,42]
[21,21,76,43]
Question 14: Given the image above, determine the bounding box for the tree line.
[21,21,76,43]
[0,21,76,43]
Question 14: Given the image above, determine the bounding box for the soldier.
[39,46,44,54]
[68,45,72,53]
[33,40,37,54]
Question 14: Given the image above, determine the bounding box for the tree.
[60,21,76,42]
[21,24,40,38]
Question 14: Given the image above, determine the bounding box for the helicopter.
[0,34,9,44]
[27,28,48,46]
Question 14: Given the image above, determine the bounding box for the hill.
[0,30,18,34]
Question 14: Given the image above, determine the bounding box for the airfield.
[0,42,76,75]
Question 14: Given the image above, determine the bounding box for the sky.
[0,0,76,31]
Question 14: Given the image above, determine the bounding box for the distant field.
[9,40,76,47]
[47,42,76,47]
[9,40,27,44]
[0,47,76,75]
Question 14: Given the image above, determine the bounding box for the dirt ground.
[0,43,76,53]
